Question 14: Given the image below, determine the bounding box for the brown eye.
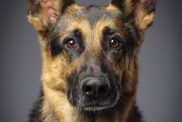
[65,39,77,49]
[110,37,121,49]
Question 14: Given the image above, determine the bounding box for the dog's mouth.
[82,101,119,111]
[83,105,111,111]
[79,89,120,112]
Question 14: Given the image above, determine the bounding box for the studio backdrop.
[0,0,182,122]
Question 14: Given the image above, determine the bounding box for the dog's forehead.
[83,6,115,27]
[59,5,122,30]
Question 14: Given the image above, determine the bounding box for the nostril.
[81,78,110,98]
[98,85,109,94]
[82,84,92,93]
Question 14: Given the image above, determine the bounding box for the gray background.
[0,0,182,122]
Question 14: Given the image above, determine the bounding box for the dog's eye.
[110,37,122,49]
[65,39,77,49]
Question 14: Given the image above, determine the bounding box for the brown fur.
[27,0,156,122]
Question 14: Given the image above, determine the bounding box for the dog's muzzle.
[67,62,121,112]
[79,75,120,111]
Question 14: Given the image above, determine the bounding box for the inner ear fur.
[111,0,156,31]
[27,0,75,31]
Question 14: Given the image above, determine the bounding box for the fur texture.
[27,0,156,122]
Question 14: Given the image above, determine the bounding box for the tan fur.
[138,12,154,31]
[39,13,132,121]
[27,0,155,121]
[124,0,134,15]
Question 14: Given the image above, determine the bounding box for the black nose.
[81,77,110,99]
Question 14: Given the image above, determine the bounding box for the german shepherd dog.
[27,0,156,122]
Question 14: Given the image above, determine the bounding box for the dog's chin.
[81,96,120,112]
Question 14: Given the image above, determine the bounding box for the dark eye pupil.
[66,39,76,48]
[110,38,120,48]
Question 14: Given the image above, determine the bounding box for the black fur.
[111,0,124,11]
[29,91,43,122]
[49,29,85,58]
[61,0,75,14]
[28,0,156,121]
[127,106,143,122]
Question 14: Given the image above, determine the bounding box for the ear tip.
[27,0,76,31]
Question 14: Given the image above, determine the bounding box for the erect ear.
[111,0,156,31]
[27,0,75,31]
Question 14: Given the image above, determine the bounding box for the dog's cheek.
[41,54,74,91]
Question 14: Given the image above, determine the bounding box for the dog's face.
[50,6,130,111]
[27,0,155,112]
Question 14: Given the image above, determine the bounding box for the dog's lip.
[81,91,120,111]
[83,105,110,111]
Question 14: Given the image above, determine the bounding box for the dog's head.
[27,0,155,112]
